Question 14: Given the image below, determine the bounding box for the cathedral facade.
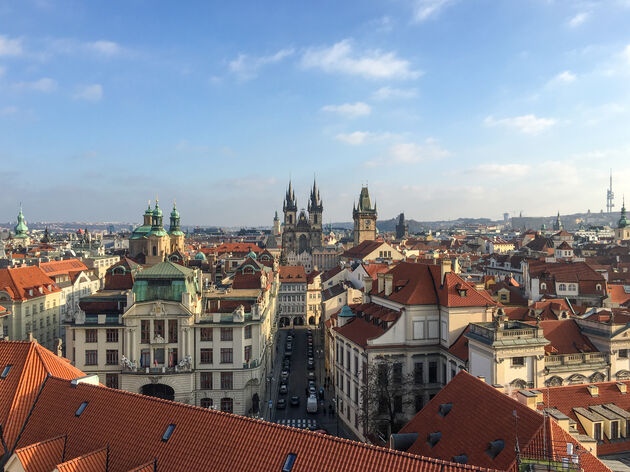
[129,200,185,265]
[281,180,323,255]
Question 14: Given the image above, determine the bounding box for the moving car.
[279,384,288,395]
[307,360,314,370]
[290,395,300,407]
[306,394,318,413]
[307,371,315,381]
[277,398,286,409]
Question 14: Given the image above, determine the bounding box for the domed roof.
[171,203,179,219]
[195,251,207,261]
[14,207,28,236]
[145,201,153,215]
[247,249,257,260]
[153,201,163,217]
[339,305,354,318]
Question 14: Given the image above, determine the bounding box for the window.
[596,284,602,291]
[168,348,178,366]
[154,320,164,339]
[85,350,97,365]
[413,320,424,339]
[154,348,165,365]
[354,385,359,403]
[85,329,98,343]
[201,398,213,409]
[354,355,359,377]
[220,397,233,413]
[221,328,233,341]
[221,372,233,390]
[512,357,525,367]
[201,372,212,389]
[221,348,233,364]
[414,362,424,385]
[75,402,88,417]
[559,283,566,291]
[244,345,252,363]
[200,328,212,342]
[244,325,252,339]
[1,365,12,379]
[620,349,628,359]
[346,350,350,371]
[106,373,119,389]
[540,282,547,290]
[415,394,424,412]
[377,363,388,387]
[428,321,439,339]
[346,378,350,396]
[393,363,403,384]
[612,421,619,440]
[200,348,213,364]
[394,395,403,413]
[594,422,602,441]
[141,320,150,343]
[429,361,437,383]
[140,349,150,368]
[106,329,118,343]
[168,320,178,343]
[162,424,175,442]
[106,350,119,365]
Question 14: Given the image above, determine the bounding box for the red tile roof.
[399,371,609,471]
[279,265,307,282]
[608,284,630,305]
[538,319,597,354]
[55,447,108,472]
[362,262,392,280]
[448,326,471,362]
[39,259,89,277]
[232,272,262,289]
[0,341,84,449]
[17,376,499,472]
[0,266,60,301]
[342,240,387,259]
[13,435,65,472]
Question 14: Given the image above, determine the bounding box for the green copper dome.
[619,200,629,229]
[14,207,29,237]
[247,249,257,260]
[153,201,163,218]
[145,201,153,215]
[339,305,354,318]
[171,203,179,219]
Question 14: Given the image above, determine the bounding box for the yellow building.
[129,200,185,265]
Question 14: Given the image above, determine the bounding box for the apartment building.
[278,265,306,328]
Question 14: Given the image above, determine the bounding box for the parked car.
[286,343,292,351]
[290,395,300,407]
[277,398,286,409]
[308,380,315,389]
[307,360,314,370]
[281,370,289,380]
[307,371,315,381]
[309,386,316,396]
[280,378,288,386]
[306,395,317,413]
[279,384,288,395]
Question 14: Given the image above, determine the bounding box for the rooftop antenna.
[513,409,521,468]
[607,169,615,214]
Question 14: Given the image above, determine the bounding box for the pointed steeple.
[14,205,29,237]
[619,196,628,229]
[283,180,297,212]
[308,177,322,212]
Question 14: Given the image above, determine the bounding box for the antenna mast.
[607,169,615,213]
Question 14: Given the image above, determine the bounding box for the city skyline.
[2,0,630,225]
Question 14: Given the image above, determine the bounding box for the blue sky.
[1,0,630,226]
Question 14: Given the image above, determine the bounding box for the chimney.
[587,385,599,397]
[363,276,373,294]
[384,274,393,296]
[377,273,385,293]
[517,390,538,410]
[617,382,627,394]
[441,259,452,285]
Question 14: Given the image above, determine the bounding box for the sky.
[1,0,630,227]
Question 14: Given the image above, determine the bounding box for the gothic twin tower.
[281,180,377,255]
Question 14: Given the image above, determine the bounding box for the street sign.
[269,400,273,408]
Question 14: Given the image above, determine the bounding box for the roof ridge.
[14,433,65,452]
[57,445,108,466]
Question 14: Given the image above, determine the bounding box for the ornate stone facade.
[129,200,185,265]
[281,180,323,255]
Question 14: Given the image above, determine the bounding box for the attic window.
[438,403,452,417]
[540,283,547,290]
[452,454,468,464]
[427,432,441,447]
[486,439,505,459]
[75,401,88,417]
[282,453,297,472]
[162,424,176,442]
[0,365,11,379]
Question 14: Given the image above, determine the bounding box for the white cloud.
[0,35,23,56]
[46,38,126,59]
[470,163,531,178]
[229,48,294,80]
[0,66,5,77]
[73,84,103,102]
[322,102,371,118]
[413,0,453,22]
[14,77,57,92]
[568,12,589,28]
[88,40,122,56]
[484,114,556,135]
[366,138,450,166]
[336,131,370,145]
[624,44,630,63]
[371,86,418,100]
[550,70,576,84]
[301,39,421,80]
[0,106,18,116]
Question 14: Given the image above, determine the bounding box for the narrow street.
[264,327,357,440]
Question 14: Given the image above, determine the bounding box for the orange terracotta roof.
[342,240,387,259]
[13,435,65,472]
[448,326,471,362]
[0,266,60,301]
[56,447,108,472]
[39,259,89,277]
[608,284,630,305]
[279,265,307,282]
[126,462,155,472]
[362,262,391,280]
[0,341,85,448]
[17,377,499,472]
[538,319,597,354]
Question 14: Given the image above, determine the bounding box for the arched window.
[201,398,213,409]
[112,266,126,275]
[559,283,566,291]
[152,246,157,256]
[596,284,602,291]
[220,397,233,413]
[540,282,547,290]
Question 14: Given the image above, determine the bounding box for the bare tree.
[358,356,414,441]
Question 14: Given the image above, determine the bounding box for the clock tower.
[352,186,377,246]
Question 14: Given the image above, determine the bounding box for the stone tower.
[308,179,323,249]
[396,212,409,240]
[353,186,377,246]
[168,202,185,253]
[13,206,30,247]
[273,211,281,237]
[281,179,324,255]
[553,211,563,232]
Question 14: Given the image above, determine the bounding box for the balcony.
[545,352,609,372]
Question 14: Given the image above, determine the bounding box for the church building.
[129,200,185,265]
[281,180,323,255]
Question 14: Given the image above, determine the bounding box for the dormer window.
[438,403,452,417]
[596,284,602,291]
[486,439,505,459]
[540,283,547,290]
[427,432,441,447]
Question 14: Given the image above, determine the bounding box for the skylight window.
[427,432,441,448]
[0,365,12,379]
[438,403,452,417]
[452,454,468,464]
[282,453,297,472]
[75,401,88,417]
[162,424,176,442]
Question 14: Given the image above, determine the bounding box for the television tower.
[607,169,615,214]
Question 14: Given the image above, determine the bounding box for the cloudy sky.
[2,0,630,226]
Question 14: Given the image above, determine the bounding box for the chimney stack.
[441,259,452,285]
[363,276,373,294]
[377,273,385,293]
[384,274,393,296]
